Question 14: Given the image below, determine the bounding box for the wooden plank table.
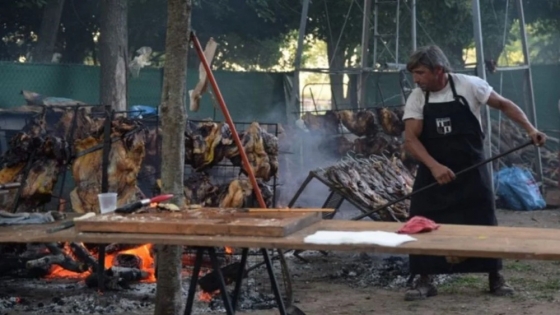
[3,218,560,260]
[73,208,323,237]
[3,217,560,315]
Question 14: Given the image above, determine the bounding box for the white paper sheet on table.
[303,230,417,247]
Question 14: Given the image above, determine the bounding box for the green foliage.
[3,0,560,69]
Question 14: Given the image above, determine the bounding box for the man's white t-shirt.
[402,73,494,131]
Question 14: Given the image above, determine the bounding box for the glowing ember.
[198,290,218,302]
[225,247,234,255]
[46,243,156,282]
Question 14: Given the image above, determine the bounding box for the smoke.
[275,127,352,209]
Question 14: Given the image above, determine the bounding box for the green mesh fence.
[0,61,290,124]
[0,61,558,133]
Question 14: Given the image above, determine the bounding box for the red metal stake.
[190,32,267,209]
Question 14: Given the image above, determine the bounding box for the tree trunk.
[99,0,128,112]
[33,0,65,63]
[154,0,191,314]
[327,40,346,110]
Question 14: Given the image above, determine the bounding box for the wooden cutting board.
[73,208,324,237]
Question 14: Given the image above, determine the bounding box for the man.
[402,45,546,301]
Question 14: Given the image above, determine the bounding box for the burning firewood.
[25,243,88,274]
[69,242,100,272]
[85,266,150,290]
[105,243,144,254]
[198,261,243,293]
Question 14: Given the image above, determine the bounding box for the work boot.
[489,272,514,296]
[404,275,438,301]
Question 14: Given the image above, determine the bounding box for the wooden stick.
[243,208,334,213]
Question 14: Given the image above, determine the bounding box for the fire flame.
[47,243,156,282]
[44,241,231,303]
[198,290,218,302]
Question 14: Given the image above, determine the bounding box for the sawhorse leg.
[183,247,287,315]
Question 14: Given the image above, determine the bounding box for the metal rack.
[287,170,381,222]
[0,104,117,213]
[181,119,281,208]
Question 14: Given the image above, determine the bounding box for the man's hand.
[429,163,456,185]
[528,129,547,147]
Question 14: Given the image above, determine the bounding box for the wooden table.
[4,219,560,260]
[3,218,560,314]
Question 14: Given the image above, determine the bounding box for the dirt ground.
[3,208,560,315]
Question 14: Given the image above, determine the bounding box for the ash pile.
[329,254,456,289]
[0,278,156,314]
[0,277,281,314]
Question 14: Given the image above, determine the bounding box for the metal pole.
[359,0,372,108]
[515,0,544,186]
[396,0,405,105]
[290,0,310,119]
[411,0,417,51]
[395,0,400,64]
[372,0,378,67]
[472,0,494,188]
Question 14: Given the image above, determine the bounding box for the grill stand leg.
[183,247,204,315]
[181,247,288,315]
[208,247,235,315]
[232,248,249,310]
[261,248,288,315]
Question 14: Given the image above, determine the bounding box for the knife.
[114,194,174,214]
[237,208,335,213]
[46,212,96,234]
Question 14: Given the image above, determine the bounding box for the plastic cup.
[98,192,117,214]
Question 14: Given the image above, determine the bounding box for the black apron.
[408,74,502,275]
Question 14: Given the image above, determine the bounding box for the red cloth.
[397,216,440,234]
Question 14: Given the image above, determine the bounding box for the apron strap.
[448,74,469,107]
[424,74,470,107]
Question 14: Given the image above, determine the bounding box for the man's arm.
[404,119,455,184]
[486,91,536,133]
[404,119,437,169]
[486,91,546,146]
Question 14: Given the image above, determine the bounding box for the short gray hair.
[406,45,452,73]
